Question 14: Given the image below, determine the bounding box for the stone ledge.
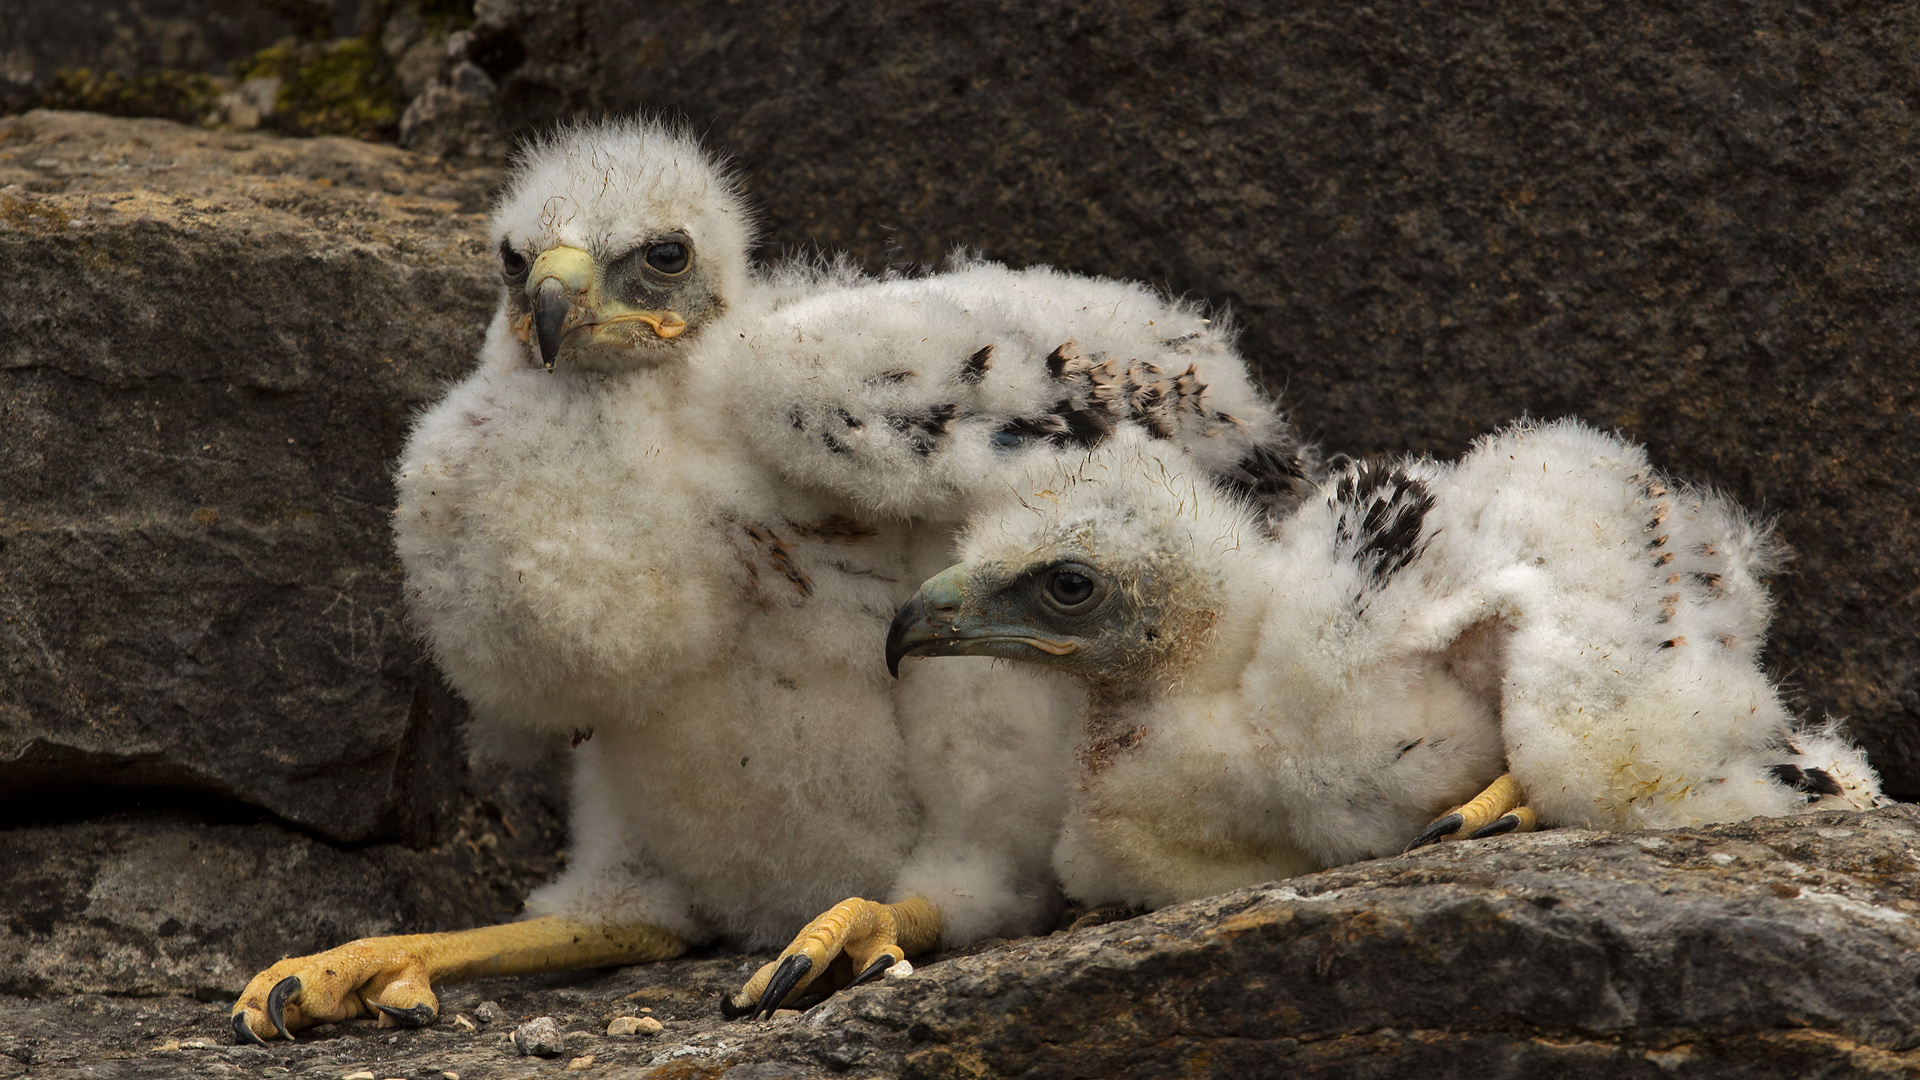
[5,807,1918,1078]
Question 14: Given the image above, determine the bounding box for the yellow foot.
[230,916,684,1044]
[1405,773,1539,851]
[722,897,941,1021]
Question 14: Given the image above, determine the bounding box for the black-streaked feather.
[1331,461,1434,584]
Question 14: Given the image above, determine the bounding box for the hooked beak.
[884,564,1079,677]
[534,276,570,370]
[523,246,689,370]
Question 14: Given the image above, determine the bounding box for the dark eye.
[644,241,690,275]
[500,241,529,281]
[1046,568,1097,610]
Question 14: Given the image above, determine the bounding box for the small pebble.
[443,1073,461,1080]
[607,1015,664,1037]
[1710,853,1736,866]
[452,1015,478,1032]
[566,1055,595,1071]
[885,959,915,980]
[474,1001,504,1024]
[511,1016,566,1058]
[341,1073,376,1080]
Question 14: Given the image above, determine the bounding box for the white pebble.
[884,959,914,980]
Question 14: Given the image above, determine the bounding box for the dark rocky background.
[2,1,1918,1076]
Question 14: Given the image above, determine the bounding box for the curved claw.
[1468,806,1538,840]
[1468,814,1522,839]
[1409,774,1532,851]
[848,951,900,990]
[375,1002,436,1028]
[1406,811,1464,851]
[232,1012,268,1046]
[265,975,300,1041]
[754,953,814,1020]
[717,989,756,1020]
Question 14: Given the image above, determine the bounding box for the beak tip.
[534,276,569,372]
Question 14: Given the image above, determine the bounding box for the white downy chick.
[888,420,1882,911]
[249,113,1317,1032]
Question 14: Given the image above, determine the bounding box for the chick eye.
[1045,567,1098,611]
[644,241,690,275]
[500,242,529,282]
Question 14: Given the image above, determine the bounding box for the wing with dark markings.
[1329,460,1436,585]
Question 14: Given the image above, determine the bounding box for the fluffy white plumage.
[892,420,1883,911]
[393,119,1308,956]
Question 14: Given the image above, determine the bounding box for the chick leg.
[1405,773,1538,851]
[722,897,941,1021]
[231,916,685,1044]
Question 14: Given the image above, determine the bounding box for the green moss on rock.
[243,37,399,140]
[36,68,225,126]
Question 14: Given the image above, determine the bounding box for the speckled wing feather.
[735,257,1316,520]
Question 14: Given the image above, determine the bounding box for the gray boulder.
[0,110,565,996]
[0,110,497,845]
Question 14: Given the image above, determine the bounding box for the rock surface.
[0,0,323,115]
[5,806,1920,1078]
[0,109,498,845]
[417,0,1920,796]
[0,789,557,998]
[0,110,565,995]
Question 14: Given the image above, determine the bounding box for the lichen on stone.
[36,68,226,126]
[239,37,399,140]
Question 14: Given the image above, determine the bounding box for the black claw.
[232,1011,268,1046]
[1468,813,1523,840]
[754,953,814,1021]
[265,975,301,1041]
[1406,812,1464,852]
[374,1002,436,1028]
[717,989,755,1020]
[848,952,899,990]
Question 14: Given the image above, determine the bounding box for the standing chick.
[231,117,1309,1041]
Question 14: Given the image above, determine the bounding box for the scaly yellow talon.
[230,916,685,1043]
[727,897,941,1020]
[1407,773,1531,851]
[1467,805,1539,839]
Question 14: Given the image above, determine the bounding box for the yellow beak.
[519,246,687,369]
